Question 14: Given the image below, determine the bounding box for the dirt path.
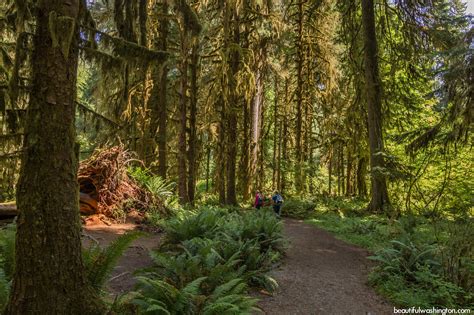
[257,218,392,315]
[82,224,162,296]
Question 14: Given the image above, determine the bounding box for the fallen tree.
[78,146,166,218]
[2,146,167,220]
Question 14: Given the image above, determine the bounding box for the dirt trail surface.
[82,223,161,296]
[257,219,392,315]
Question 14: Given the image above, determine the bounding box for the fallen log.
[0,202,17,217]
[0,193,99,218]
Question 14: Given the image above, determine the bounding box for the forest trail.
[82,224,162,296]
[257,218,393,315]
[81,219,392,313]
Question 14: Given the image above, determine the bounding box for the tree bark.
[281,78,289,194]
[272,77,278,189]
[224,8,240,205]
[356,157,368,197]
[187,43,199,204]
[226,110,238,204]
[205,141,211,192]
[294,0,304,192]
[346,148,354,196]
[178,32,188,204]
[328,150,333,196]
[157,0,169,179]
[216,97,226,204]
[240,98,251,199]
[5,1,104,314]
[361,0,390,212]
[250,64,263,191]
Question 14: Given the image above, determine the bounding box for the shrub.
[0,224,16,309]
[282,199,316,218]
[162,207,225,245]
[131,207,285,314]
[132,276,259,315]
[369,232,472,308]
[128,167,179,221]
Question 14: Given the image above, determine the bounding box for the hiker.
[254,190,264,209]
[272,191,284,217]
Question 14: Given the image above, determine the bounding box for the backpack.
[276,194,283,204]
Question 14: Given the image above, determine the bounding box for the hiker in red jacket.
[254,190,264,209]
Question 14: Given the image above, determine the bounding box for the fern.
[0,224,15,310]
[0,268,10,310]
[0,224,16,280]
[202,279,259,315]
[132,207,286,313]
[129,167,179,210]
[133,276,206,315]
[84,231,142,291]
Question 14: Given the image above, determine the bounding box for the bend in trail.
[258,218,392,315]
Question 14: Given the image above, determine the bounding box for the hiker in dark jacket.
[271,191,283,217]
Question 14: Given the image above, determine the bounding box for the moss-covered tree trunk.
[250,66,263,191]
[272,77,279,190]
[187,42,199,204]
[5,1,103,314]
[178,31,189,204]
[157,0,169,179]
[216,99,227,204]
[294,0,304,193]
[224,8,240,205]
[280,78,289,194]
[361,0,390,212]
[240,95,250,200]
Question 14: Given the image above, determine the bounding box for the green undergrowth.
[283,197,473,309]
[116,206,286,314]
[0,224,140,311]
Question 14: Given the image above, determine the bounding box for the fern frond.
[0,224,16,280]
[0,268,10,309]
[84,231,142,291]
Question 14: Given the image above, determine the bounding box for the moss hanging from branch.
[80,26,168,66]
[174,0,202,37]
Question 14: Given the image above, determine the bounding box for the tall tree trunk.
[5,1,104,314]
[281,78,289,194]
[240,94,250,200]
[239,24,251,200]
[157,0,169,179]
[272,77,278,189]
[361,0,390,212]
[257,95,266,190]
[250,66,263,191]
[346,148,354,196]
[328,150,333,196]
[226,110,238,204]
[178,33,188,203]
[216,97,226,204]
[356,157,368,197]
[205,141,211,192]
[294,0,304,192]
[224,10,240,205]
[337,146,341,196]
[277,119,283,191]
[187,43,199,204]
